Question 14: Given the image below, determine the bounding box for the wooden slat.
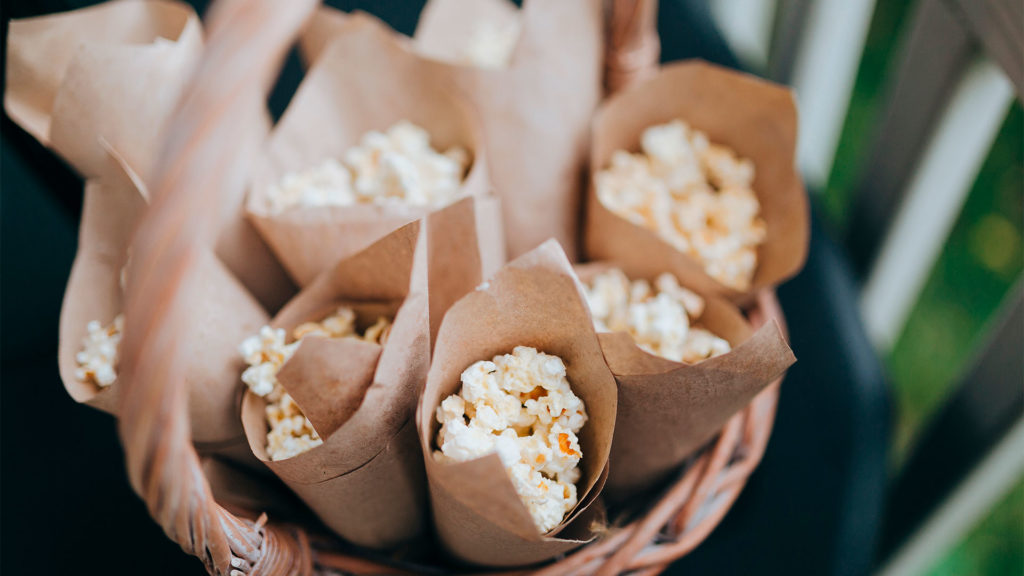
[877,283,1024,571]
[845,0,975,274]
[860,57,1013,350]
[788,0,879,186]
[947,0,1024,96]
[766,0,813,83]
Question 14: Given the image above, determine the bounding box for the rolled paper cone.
[585,61,810,304]
[4,0,202,183]
[201,457,311,524]
[302,0,603,260]
[57,153,268,453]
[241,198,491,548]
[575,264,796,500]
[417,240,617,567]
[4,2,295,311]
[247,14,491,287]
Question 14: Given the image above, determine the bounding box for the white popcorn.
[459,18,521,69]
[74,314,124,388]
[434,346,588,533]
[595,119,767,291]
[583,269,731,364]
[265,121,470,213]
[239,308,392,461]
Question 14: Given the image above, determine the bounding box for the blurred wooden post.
[877,284,1024,575]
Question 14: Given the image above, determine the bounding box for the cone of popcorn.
[247,15,496,288]
[241,198,495,548]
[57,149,268,458]
[301,0,603,260]
[417,240,617,567]
[4,0,295,310]
[575,263,795,500]
[584,61,810,302]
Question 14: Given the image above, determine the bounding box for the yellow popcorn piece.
[239,308,392,461]
[434,346,588,533]
[595,119,767,291]
[583,269,731,364]
[74,314,124,388]
[266,121,469,213]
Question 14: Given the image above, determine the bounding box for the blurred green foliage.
[821,0,1024,573]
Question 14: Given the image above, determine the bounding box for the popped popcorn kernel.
[583,268,731,364]
[595,119,766,291]
[74,314,124,389]
[266,121,469,213]
[240,308,392,461]
[434,346,588,533]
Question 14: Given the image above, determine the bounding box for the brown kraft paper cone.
[301,0,604,260]
[417,240,617,567]
[241,198,492,548]
[247,14,491,288]
[575,263,796,501]
[57,149,269,452]
[585,61,810,304]
[4,1,295,310]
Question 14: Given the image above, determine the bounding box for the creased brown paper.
[247,14,492,288]
[585,61,810,303]
[4,0,296,311]
[575,263,795,500]
[301,0,604,260]
[241,198,491,549]
[417,240,617,567]
[57,150,268,451]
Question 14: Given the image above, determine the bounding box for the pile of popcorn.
[583,269,730,364]
[75,314,125,388]
[458,18,521,69]
[434,346,588,533]
[240,308,392,461]
[595,119,767,291]
[266,121,470,213]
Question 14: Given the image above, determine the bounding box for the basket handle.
[606,0,660,93]
[116,1,318,575]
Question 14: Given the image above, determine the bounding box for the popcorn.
[595,119,767,291]
[459,18,521,69]
[240,308,392,461]
[266,121,470,213]
[74,314,124,388]
[434,346,588,533]
[583,269,730,364]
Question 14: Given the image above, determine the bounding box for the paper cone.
[247,14,491,287]
[5,1,296,311]
[57,151,269,450]
[301,0,604,260]
[575,263,795,500]
[417,240,617,567]
[585,61,810,303]
[241,198,491,548]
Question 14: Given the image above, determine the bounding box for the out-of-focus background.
[705,0,1022,573]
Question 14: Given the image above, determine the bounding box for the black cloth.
[1,1,889,574]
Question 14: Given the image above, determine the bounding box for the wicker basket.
[115,1,788,574]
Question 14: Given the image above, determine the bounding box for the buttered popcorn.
[240,308,392,461]
[584,269,730,364]
[266,121,470,213]
[595,119,767,291]
[434,346,588,533]
[75,314,124,388]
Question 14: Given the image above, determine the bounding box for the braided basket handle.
[117,1,317,574]
[605,0,660,93]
